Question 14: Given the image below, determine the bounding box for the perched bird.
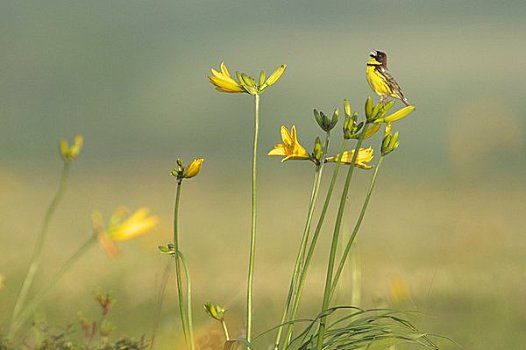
[366,50,410,106]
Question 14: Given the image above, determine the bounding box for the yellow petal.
[210,68,223,79]
[280,125,293,145]
[220,62,231,78]
[183,158,204,178]
[290,125,298,144]
[268,144,286,156]
[98,234,120,258]
[208,76,244,93]
[111,208,159,241]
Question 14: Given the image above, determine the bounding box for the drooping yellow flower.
[268,125,311,162]
[326,147,374,169]
[92,207,159,257]
[59,134,84,161]
[183,158,204,179]
[208,62,245,93]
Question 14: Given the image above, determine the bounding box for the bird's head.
[368,50,387,67]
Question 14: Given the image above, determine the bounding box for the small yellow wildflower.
[183,158,204,179]
[326,147,374,169]
[208,62,245,93]
[59,134,84,161]
[92,207,159,257]
[389,277,411,304]
[268,125,311,162]
[171,158,205,180]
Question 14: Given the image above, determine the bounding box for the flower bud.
[364,96,373,119]
[264,64,287,88]
[158,243,176,255]
[343,112,359,139]
[59,134,84,161]
[258,70,266,87]
[376,105,416,124]
[313,137,323,164]
[236,72,258,95]
[183,159,204,179]
[381,125,400,156]
[344,99,351,117]
[314,109,338,132]
[203,302,226,321]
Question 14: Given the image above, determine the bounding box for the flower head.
[92,207,159,257]
[209,62,286,95]
[208,62,245,93]
[268,125,311,162]
[326,147,374,169]
[59,134,84,161]
[171,158,205,180]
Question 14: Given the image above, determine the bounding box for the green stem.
[316,124,370,350]
[329,156,384,299]
[277,133,330,350]
[10,235,96,336]
[281,140,348,350]
[178,251,195,350]
[221,319,230,341]
[173,179,191,349]
[247,93,260,343]
[9,161,71,335]
[150,261,172,350]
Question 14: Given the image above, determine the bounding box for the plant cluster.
[1,56,444,350]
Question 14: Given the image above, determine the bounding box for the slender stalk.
[316,124,370,350]
[9,161,71,335]
[276,133,331,350]
[274,168,321,349]
[329,156,384,299]
[173,179,191,349]
[150,261,172,350]
[247,93,260,342]
[221,319,230,341]
[178,251,195,350]
[280,140,348,350]
[10,235,96,336]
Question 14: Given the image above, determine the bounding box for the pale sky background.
[2,0,525,180]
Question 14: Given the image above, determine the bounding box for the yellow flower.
[327,147,374,169]
[183,158,204,179]
[208,62,245,93]
[59,134,84,161]
[389,277,411,304]
[92,207,159,257]
[268,125,311,162]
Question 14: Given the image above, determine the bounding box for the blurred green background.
[1,1,525,349]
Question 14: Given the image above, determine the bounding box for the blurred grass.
[1,159,525,349]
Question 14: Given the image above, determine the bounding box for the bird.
[366,50,410,106]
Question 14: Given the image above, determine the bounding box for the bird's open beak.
[369,49,377,58]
